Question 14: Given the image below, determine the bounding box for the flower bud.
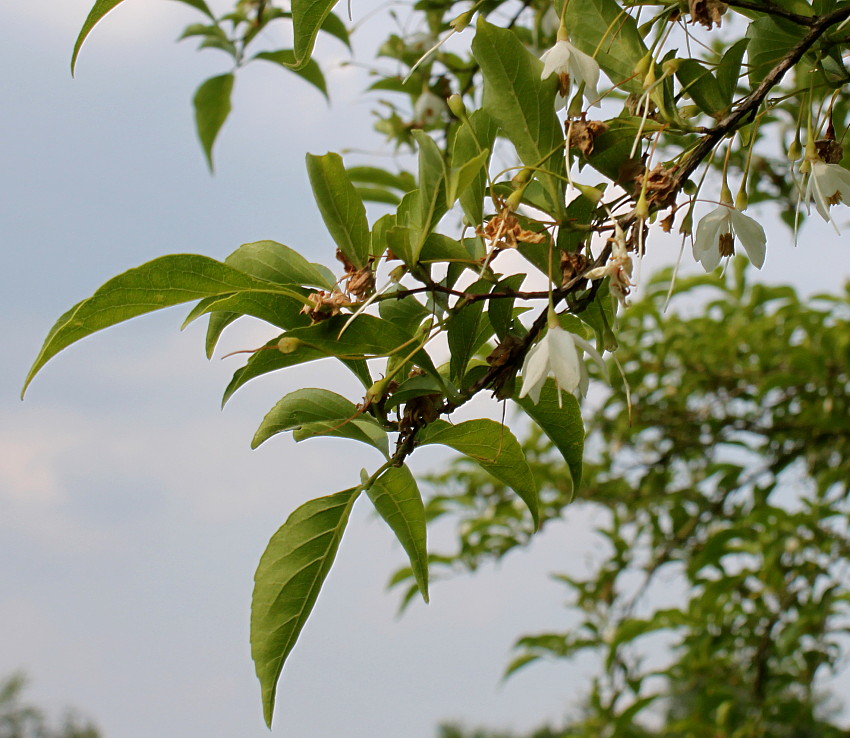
[449,8,475,32]
[787,137,802,161]
[634,192,650,220]
[277,337,302,354]
[447,93,467,120]
[511,167,533,187]
[661,58,682,77]
[735,187,748,211]
[575,183,603,204]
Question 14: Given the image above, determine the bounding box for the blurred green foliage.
[418,261,850,736]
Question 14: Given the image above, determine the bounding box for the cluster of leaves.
[29,0,850,727]
[423,263,850,736]
[0,674,100,738]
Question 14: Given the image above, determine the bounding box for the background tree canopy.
[423,262,850,736]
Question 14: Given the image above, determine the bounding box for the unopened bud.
[735,187,748,210]
[787,137,802,161]
[634,192,650,220]
[449,8,475,32]
[679,208,693,236]
[277,337,302,354]
[511,167,533,187]
[575,183,603,204]
[505,186,526,212]
[661,58,682,77]
[389,264,407,283]
[447,93,467,120]
[365,376,392,404]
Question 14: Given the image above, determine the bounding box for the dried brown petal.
[560,251,590,286]
[635,164,679,209]
[689,0,727,29]
[300,289,350,324]
[567,119,609,158]
[816,138,844,165]
[346,267,375,300]
[486,335,524,368]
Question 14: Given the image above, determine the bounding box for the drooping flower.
[518,324,604,404]
[540,39,600,108]
[585,223,634,307]
[693,204,766,272]
[804,160,850,232]
[413,89,447,127]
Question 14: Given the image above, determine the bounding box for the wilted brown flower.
[476,209,547,251]
[560,251,590,287]
[335,249,375,299]
[689,0,727,28]
[300,290,350,324]
[816,138,844,165]
[567,119,609,158]
[635,164,679,209]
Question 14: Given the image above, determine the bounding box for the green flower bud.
[277,337,302,354]
[447,93,467,120]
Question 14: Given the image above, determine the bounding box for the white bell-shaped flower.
[518,324,604,405]
[693,204,766,272]
[540,39,600,108]
[805,160,850,232]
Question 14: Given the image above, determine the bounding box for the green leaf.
[254,50,329,99]
[564,0,648,95]
[306,152,371,269]
[23,254,293,397]
[202,240,329,357]
[252,388,389,457]
[367,466,429,602]
[193,74,235,172]
[746,17,806,87]
[284,315,439,378]
[488,274,526,340]
[418,233,481,265]
[472,19,566,216]
[452,109,498,226]
[675,59,728,116]
[419,419,539,527]
[219,240,335,290]
[291,0,341,69]
[448,280,490,383]
[187,290,309,342]
[222,337,349,405]
[446,148,490,211]
[318,11,351,49]
[379,292,429,335]
[252,487,360,727]
[169,0,215,19]
[411,130,448,261]
[716,39,749,106]
[71,0,127,76]
[347,166,414,193]
[577,117,657,183]
[514,379,585,489]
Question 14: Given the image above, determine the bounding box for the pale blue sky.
[2,2,849,737]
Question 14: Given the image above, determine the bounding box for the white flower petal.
[810,163,833,222]
[540,40,571,80]
[572,334,607,378]
[729,209,766,269]
[693,206,729,272]
[547,328,582,394]
[570,46,601,104]
[518,339,550,403]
